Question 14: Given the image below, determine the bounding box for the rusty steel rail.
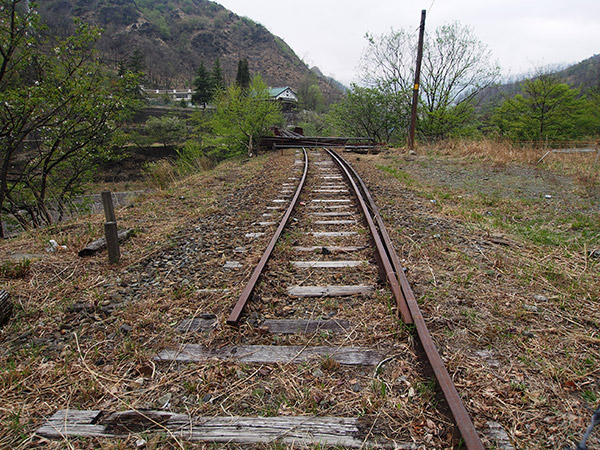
[227,148,309,326]
[324,149,412,324]
[326,148,485,450]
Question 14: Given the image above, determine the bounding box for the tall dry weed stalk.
[437,139,543,165]
[432,139,600,186]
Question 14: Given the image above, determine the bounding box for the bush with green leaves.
[0,1,141,235]
[144,116,187,148]
[203,75,283,158]
[176,140,213,174]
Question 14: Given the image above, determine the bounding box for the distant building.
[268,87,298,103]
[142,88,193,104]
[268,87,298,112]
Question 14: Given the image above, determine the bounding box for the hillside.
[37,0,345,103]
[476,53,600,112]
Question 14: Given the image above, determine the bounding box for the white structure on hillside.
[143,88,193,103]
[268,87,298,103]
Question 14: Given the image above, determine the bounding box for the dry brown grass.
[435,138,538,165]
[429,138,600,181]
[0,154,281,449]
[354,145,600,449]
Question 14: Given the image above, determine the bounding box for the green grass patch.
[377,165,415,186]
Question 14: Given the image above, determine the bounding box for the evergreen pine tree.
[192,61,212,108]
[210,57,225,95]
[235,59,251,90]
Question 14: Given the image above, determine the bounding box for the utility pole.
[407,9,426,150]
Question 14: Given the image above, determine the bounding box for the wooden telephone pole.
[407,9,426,150]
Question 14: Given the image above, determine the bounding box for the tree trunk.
[248,134,254,157]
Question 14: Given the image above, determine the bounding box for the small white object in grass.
[45,239,66,253]
[545,194,552,199]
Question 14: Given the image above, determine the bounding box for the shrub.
[143,160,177,189]
[176,140,214,174]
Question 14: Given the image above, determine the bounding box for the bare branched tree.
[359,21,500,140]
[360,29,416,95]
[421,22,500,138]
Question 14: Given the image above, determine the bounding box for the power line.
[427,0,437,15]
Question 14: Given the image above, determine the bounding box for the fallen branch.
[78,229,134,257]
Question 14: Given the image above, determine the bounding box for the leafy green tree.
[420,22,500,140]
[235,58,250,90]
[328,84,409,143]
[210,57,225,95]
[297,72,325,112]
[492,73,596,142]
[0,2,141,234]
[145,116,187,147]
[206,74,282,158]
[192,61,212,107]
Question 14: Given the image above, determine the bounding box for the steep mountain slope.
[37,0,344,102]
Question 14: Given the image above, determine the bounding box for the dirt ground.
[0,146,599,449]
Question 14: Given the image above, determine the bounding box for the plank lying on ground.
[78,229,134,257]
[176,314,218,333]
[155,344,383,365]
[291,260,366,268]
[197,288,229,294]
[308,204,350,210]
[310,231,358,237]
[0,290,12,327]
[309,212,353,216]
[288,285,375,297]
[261,319,352,334]
[314,220,357,225]
[293,246,367,253]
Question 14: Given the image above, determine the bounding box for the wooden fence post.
[101,191,116,223]
[102,191,120,264]
[104,221,120,264]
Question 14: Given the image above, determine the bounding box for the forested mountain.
[476,53,600,111]
[37,0,344,102]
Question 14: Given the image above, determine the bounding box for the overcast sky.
[216,0,600,86]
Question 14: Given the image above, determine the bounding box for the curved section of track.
[326,149,484,449]
[227,148,309,326]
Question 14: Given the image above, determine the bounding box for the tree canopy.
[205,74,282,158]
[192,61,212,106]
[328,84,408,143]
[493,73,599,142]
[235,58,251,90]
[357,21,499,142]
[0,1,141,235]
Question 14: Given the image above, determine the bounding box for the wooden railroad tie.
[37,409,414,448]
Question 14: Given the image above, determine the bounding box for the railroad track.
[38,148,484,448]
